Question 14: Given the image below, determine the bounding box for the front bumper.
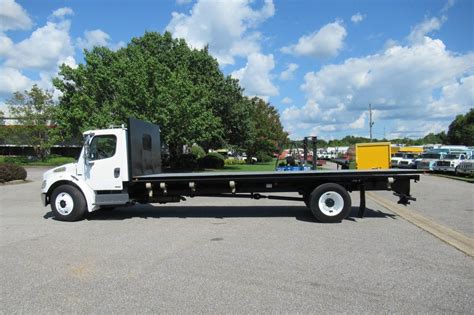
[433,166,456,172]
[457,168,474,175]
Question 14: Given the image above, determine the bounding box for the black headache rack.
[126,117,422,218]
[127,117,162,178]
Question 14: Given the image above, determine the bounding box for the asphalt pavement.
[0,167,473,313]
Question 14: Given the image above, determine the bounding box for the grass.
[0,155,76,167]
[222,160,277,172]
[208,159,322,172]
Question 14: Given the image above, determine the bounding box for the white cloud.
[279,63,298,81]
[77,29,125,51]
[51,7,74,19]
[4,20,75,71]
[282,34,474,138]
[281,20,347,59]
[0,0,32,31]
[407,16,445,44]
[0,66,32,95]
[0,7,78,98]
[281,97,293,105]
[348,112,366,129]
[441,0,456,13]
[351,13,365,24]
[231,53,278,99]
[0,32,13,57]
[166,0,274,65]
[176,0,193,4]
[77,29,111,50]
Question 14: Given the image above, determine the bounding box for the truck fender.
[43,174,98,212]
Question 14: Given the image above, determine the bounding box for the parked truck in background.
[433,152,469,173]
[41,119,422,223]
[416,151,447,170]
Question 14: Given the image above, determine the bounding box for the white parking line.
[367,191,474,257]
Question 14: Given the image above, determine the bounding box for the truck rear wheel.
[309,183,351,223]
[51,185,87,221]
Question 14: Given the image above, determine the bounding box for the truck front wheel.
[51,185,87,221]
[309,183,351,223]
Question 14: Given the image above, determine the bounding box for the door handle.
[114,168,120,178]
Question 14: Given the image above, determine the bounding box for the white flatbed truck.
[41,118,422,223]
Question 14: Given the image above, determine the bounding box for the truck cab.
[41,126,130,215]
[398,153,419,169]
[456,155,474,176]
[416,151,446,170]
[433,152,468,173]
[391,152,405,168]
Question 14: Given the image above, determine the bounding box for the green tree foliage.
[244,97,288,162]
[447,108,473,145]
[6,85,56,159]
[0,110,4,125]
[421,132,447,144]
[53,32,252,158]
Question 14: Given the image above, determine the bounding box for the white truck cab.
[391,152,405,168]
[398,153,419,169]
[433,152,468,173]
[41,126,130,219]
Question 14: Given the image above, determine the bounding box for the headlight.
[53,166,66,173]
[41,180,46,189]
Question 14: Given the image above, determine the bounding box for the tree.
[447,108,473,145]
[244,97,288,162]
[53,32,252,159]
[7,85,56,159]
[421,132,446,144]
[0,110,4,125]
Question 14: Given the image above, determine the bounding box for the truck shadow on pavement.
[44,205,396,223]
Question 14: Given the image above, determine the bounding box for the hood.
[43,163,77,179]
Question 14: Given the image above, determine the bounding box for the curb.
[367,191,474,257]
[0,179,32,186]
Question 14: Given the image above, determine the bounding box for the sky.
[0,0,473,140]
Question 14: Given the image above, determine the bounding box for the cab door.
[84,134,123,191]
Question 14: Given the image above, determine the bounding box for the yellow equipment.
[398,146,424,153]
[356,142,391,169]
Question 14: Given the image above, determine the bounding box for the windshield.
[393,152,404,157]
[404,154,417,159]
[444,154,460,159]
[421,153,441,159]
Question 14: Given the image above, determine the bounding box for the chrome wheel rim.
[318,191,344,216]
[55,192,74,216]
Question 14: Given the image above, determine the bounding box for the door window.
[88,135,117,161]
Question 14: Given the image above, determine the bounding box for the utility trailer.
[41,118,422,223]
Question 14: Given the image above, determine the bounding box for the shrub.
[190,145,206,159]
[224,159,246,166]
[2,156,35,164]
[256,152,273,163]
[199,152,225,169]
[0,163,27,183]
[174,154,198,171]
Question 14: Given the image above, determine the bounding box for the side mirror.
[83,133,94,165]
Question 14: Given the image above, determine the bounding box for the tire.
[51,185,87,221]
[303,192,310,208]
[309,183,351,223]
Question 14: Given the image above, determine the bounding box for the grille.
[436,161,451,167]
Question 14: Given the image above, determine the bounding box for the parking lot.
[1,167,473,313]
